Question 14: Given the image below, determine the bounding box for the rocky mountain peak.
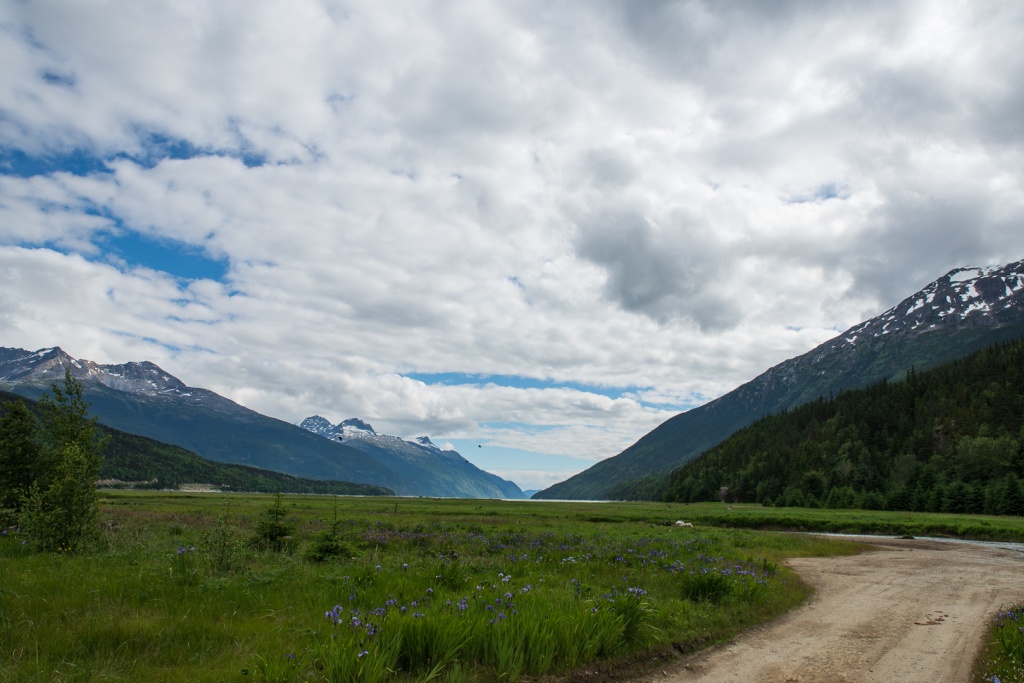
[340,418,375,434]
[0,346,76,382]
[299,415,335,436]
[837,259,1024,349]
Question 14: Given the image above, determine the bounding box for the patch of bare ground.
[622,537,1024,683]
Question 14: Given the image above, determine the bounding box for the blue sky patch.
[405,371,643,401]
[786,182,850,204]
[41,69,76,88]
[2,130,267,179]
[445,439,593,471]
[0,147,109,177]
[98,230,229,282]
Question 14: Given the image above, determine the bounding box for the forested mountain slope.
[663,338,1024,514]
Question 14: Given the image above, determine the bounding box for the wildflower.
[402,563,409,571]
[497,612,506,620]
[357,650,369,658]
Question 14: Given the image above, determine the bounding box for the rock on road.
[647,537,1024,683]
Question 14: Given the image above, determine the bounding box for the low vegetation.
[1,493,858,682]
[975,604,1024,683]
[664,502,1024,542]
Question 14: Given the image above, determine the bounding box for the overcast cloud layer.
[2,1,1024,489]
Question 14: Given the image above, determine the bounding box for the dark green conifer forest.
[664,337,1024,514]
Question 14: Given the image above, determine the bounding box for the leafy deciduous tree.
[19,369,107,552]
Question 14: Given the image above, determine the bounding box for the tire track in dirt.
[640,538,1024,683]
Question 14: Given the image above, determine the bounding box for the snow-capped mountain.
[299,416,525,499]
[537,258,1024,500]
[0,346,524,498]
[1,347,215,404]
[833,262,1023,349]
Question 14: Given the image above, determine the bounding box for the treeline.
[1,389,393,497]
[664,337,1024,515]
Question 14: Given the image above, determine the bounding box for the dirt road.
[649,537,1024,683]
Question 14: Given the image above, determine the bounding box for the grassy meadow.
[3,494,1022,682]
[1,493,858,683]
[662,501,1024,542]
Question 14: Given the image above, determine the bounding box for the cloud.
[2,0,1024,486]
[572,201,741,329]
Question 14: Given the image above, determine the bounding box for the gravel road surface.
[642,537,1024,683]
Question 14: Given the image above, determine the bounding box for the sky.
[2,1,1024,492]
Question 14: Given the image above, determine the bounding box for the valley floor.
[644,537,1024,683]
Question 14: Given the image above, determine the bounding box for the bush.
[206,512,243,574]
[249,493,295,552]
[303,525,353,562]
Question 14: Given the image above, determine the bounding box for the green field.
[660,501,1024,542]
[3,494,1021,682]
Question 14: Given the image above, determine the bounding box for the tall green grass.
[1,493,856,681]
[975,605,1024,683]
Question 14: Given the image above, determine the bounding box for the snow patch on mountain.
[838,260,1024,349]
[301,415,445,455]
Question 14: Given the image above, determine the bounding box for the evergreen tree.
[38,368,106,464]
[0,399,42,511]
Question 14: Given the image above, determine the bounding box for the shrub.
[250,492,295,553]
[304,526,353,563]
[206,511,242,574]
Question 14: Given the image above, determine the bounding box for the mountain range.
[0,348,522,498]
[300,416,524,499]
[534,259,1024,500]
